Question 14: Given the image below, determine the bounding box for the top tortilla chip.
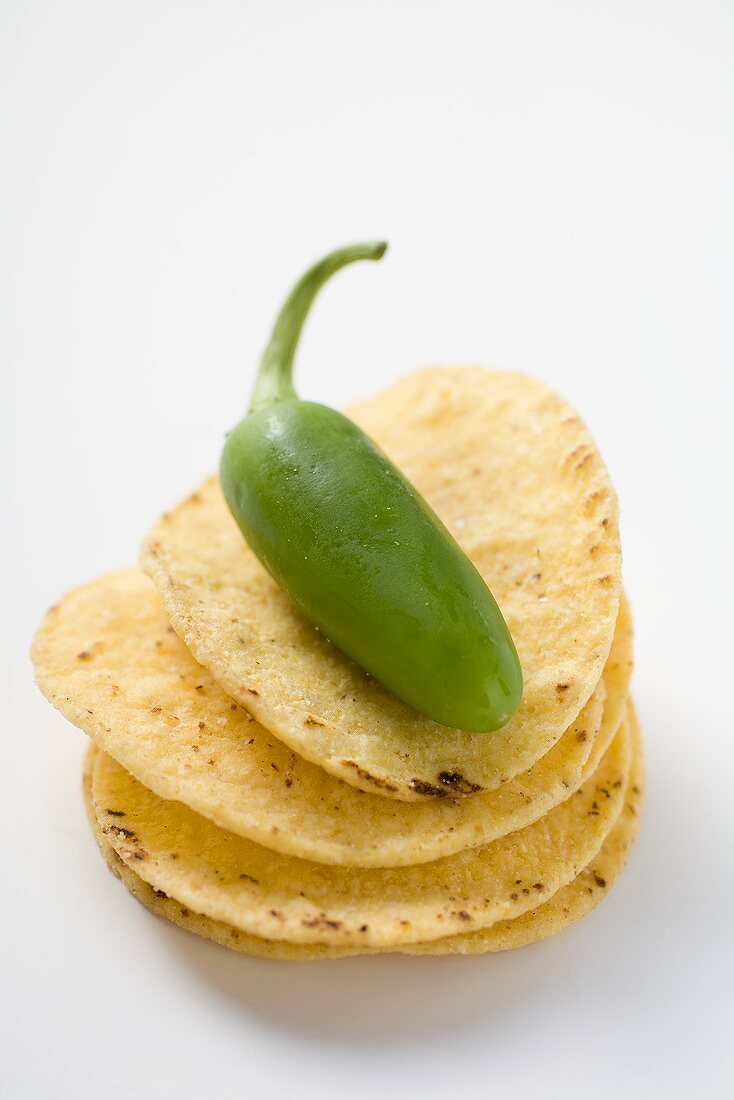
[142,367,621,800]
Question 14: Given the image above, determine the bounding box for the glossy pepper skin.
[220,243,522,732]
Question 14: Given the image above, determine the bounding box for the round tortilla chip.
[83,711,642,958]
[90,717,631,948]
[32,569,631,866]
[142,368,621,799]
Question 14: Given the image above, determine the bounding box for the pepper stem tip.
[249,240,388,413]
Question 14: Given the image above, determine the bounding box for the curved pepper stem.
[249,241,388,413]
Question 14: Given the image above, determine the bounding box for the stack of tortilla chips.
[32,368,642,960]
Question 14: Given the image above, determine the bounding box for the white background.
[3,1,733,1097]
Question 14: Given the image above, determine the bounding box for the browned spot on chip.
[302,916,342,931]
[341,761,398,793]
[408,778,449,798]
[438,772,482,795]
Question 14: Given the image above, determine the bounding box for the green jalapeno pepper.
[220,243,522,732]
